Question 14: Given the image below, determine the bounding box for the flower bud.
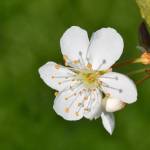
[105,97,126,112]
[134,52,150,65]
[141,52,150,64]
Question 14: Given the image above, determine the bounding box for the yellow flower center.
[78,70,107,88]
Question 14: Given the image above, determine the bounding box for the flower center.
[78,70,106,88]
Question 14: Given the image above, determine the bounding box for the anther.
[74,93,77,96]
[79,91,82,95]
[54,92,58,96]
[63,55,68,60]
[73,60,79,64]
[87,63,92,69]
[75,112,79,116]
[51,76,55,79]
[97,59,106,70]
[58,82,62,85]
[55,64,61,69]
[65,97,68,100]
[102,59,106,64]
[83,89,86,92]
[115,76,119,80]
[84,108,91,112]
[119,89,123,93]
[100,76,119,80]
[102,83,122,93]
[79,51,82,56]
[64,107,69,113]
[84,97,88,100]
[78,103,84,107]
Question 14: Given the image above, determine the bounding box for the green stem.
[136,74,150,85]
[113,58,136,68]
[127,68,147,76]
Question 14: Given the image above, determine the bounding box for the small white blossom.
[39,26,137,134]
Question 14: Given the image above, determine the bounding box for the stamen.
[52,75,78,87]
[51,76,55,79]
[64,107,69,113]
[61,65,81,72]
[78,102,84,107]
[78,51,86,68]
[63,55,72,66]
[79,91,82,95]
[75,112,79,116]
[60,82,82,95]
[86,57,90,64]
[59,78,78,84]
[93,88,96,91]
[84,90,92,112]
[54,92,58,96]
[55,64,61,69]
[97,59,106,70]
[67,90,82,110]
[51,74,79,87]
[84,108,91,112]
[64,84,83,100]
[63,55,68,65]
[63,85,84,114]
[87,63,92,70]
[83,89,86,92]
[69,82,82,91]
[63,55,81,69]
[86,89,97,111]
[102,82,123,93]
[64,92,77,100]
[67,61,81,70]
[76,102,84,116]
[51,74,75,79]
[100,76,118,80]
[84,96,88,101]
[73,60,80,64]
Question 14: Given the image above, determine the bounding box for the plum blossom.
[39,26,137,134]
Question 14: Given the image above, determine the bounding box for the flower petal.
[105,97,126,112]
[100,72,137,104]
[84,89,102,120]
[101,112,115,135]
[60,26,89,65]
[39,61,76,91]
[53,85,85,121]
[87,28,124,70]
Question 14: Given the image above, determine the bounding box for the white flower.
[39,26,137,134]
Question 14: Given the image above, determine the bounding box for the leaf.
[136,0,150,27]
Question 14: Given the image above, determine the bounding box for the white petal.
[60,26,89,65]
[53,85,85,121]
[101,112,115,135]
[87,28,124,70]
[100,72,137,104]
[105,97,126,112]
[84,89,102,120]
[39,61,76,91]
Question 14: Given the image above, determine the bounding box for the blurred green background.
[0,0,150,149]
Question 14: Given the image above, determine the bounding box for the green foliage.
[136,0,150,26]
[0,0,150,150]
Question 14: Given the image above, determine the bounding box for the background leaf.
[136,0,150,26]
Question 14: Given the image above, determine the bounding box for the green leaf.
[136,0,150,26]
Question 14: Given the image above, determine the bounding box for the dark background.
[0,0,150,149]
